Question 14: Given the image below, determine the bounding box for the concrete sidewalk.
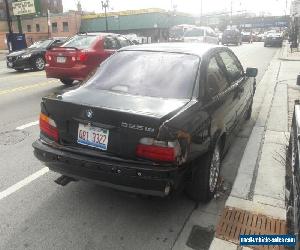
[279,41,300,61]
[208,46,300,249]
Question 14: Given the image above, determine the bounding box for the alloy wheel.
[209,145,221,193]
[35,57,45,70]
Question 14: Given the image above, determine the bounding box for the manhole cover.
[186,225,214,250]
[0,130,29,146]
[216,206,286,250]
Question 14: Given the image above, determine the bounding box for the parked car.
[45,33,133,85]
[169,24,196,42]
[33,43,257,202]
[6,38,67,71]
[256,33,264,42]
[241,32,252,43]
[264,32,283,47]
[183,26,219,44]
[222,29,242,45]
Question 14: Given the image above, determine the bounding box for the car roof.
[78,32,121,37]
[120,43,224,57]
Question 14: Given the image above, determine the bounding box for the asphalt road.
[0,43,278,250]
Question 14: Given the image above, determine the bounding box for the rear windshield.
[62,35,98,49]
[86,51,200,99]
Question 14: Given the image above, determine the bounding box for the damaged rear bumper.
[33,139,187,197]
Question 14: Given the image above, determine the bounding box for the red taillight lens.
[136,144,175,162]
[77,52,88,62]
[136,138,179,162]
[47,55,52,61]
[39,113,59,142]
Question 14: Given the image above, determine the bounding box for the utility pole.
[17,16,22,33]
[101,0,109,32]
[47,9,51,38]
[200,0,203,25]
[230,0,233,26]
[4,0,12,34]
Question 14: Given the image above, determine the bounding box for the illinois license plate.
[77,123,109,151]
[56,56,66,63]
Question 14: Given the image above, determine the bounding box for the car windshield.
[185,28,204,37]
[86,51,200,99]
[28,40,52,49]
[62,35,98,49]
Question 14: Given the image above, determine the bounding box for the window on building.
[36,24,40,32]
[52,22,58,33]
[63,22,69,32]
[54,0,58,7]
[27,25,31,32]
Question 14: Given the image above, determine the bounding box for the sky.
[62,0,291,16]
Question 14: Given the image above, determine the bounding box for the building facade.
[0,11,81,49]
[80,8,195,42]
[0,0,63,20]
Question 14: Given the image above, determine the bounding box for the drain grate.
[216,206,286,250]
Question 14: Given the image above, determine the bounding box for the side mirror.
[246,67,258,78]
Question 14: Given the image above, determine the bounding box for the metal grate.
[215,206,287,250]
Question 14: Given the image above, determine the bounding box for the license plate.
[77,123,109,151]
[56,56,66,63]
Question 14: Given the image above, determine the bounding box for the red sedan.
[45,33,133,85]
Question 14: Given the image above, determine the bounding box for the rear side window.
[206,57,228,97]
[86,51,200,99]
[62,35,98,49]
[219,51,244,83]
[104,37,120,50]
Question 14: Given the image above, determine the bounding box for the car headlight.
[22,53,32,58]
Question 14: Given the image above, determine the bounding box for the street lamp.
[101,0,109,32]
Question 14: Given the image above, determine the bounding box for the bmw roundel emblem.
[86,109,93,119]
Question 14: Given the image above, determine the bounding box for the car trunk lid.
[42,89,189,159]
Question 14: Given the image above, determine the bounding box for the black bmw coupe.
[33,43,257,202]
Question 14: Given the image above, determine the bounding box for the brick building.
[0,0,63,19]
[0,11,81,49]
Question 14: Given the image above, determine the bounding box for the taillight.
[136,138,180,162]
[77,52,88,62]
[47,55,52,61]
[39,113,59,142]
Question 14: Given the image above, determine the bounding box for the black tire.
[60,79,74,85]
[185,142,221,203]
[34,57,45,71]
[245,102,253,120]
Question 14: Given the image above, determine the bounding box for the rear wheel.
[60,79,74,85]
[185,142,221,203]
[34,57,45,71]
[245,102,252,120]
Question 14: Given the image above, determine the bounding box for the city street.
[0,43,279,250]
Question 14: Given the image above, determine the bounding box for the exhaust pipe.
[54,175,77,186]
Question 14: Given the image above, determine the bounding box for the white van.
[183,26,219,44]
